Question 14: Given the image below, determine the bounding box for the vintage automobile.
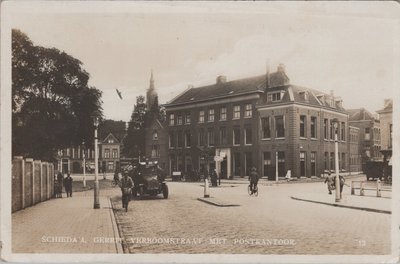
[131,161,168,199]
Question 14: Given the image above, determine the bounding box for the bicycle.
[248,184,258,196]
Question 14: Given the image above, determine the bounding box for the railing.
[351,179,391,197]
[12,156,55,212]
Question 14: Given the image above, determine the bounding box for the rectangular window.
[169,132,175,148]
[233,127,240,145]
[300,115,306,138]
[311,152,316,176]
[177,132,183,148]
[112,149,118,158]
[311,116,317,138]
[199,129,205,147]
[219,127,227,145]
[330,121,335,140]
[341,153,346,170]
[177,115,183,125]
[277,151,285,177]
[169,114,175,126]
[207,129,214,146]
[365,127,370,140]
[324,119,328,139]
[104,149,110,159]
[199,111,205,123]
[341,122,345,141]
[185,113,191,124]
[330,152,334,171]
[262,117,271,139]
[152,130,158,140]
[324,152,329,171]
[245,104,252,117]
[220,107,227,120]
[245,127,252,145]
[263,152,272,177]
[151,145,160,157]
[185,131,191,147]
[275,116,285,138]
[208,109,214,122]
[268,92,283,102]
[108,161,114,171]
[233,105,240,119]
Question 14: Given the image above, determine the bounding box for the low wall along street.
[12,156,55,213]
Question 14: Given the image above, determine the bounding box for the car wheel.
[163,185,169,199]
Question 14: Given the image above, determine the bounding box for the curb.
[197,197,240,207]
[108,198,124,254]
[290,196,391,214]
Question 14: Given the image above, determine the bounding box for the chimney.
[277,63,286,73]
[384,99,392,108]
[216,75,227,84]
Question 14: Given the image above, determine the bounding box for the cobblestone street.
[111,178,391,255]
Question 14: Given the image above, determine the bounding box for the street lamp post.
[82,140,86,188]
[93,117,100,209]
[332,119,341,202]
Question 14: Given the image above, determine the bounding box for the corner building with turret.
[164,65,358,179]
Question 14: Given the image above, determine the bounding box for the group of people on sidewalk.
[54,172,73,198]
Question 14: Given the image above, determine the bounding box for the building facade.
[348,126,362,173]
[164,65,359,179]
[57,132,121,174]
[347,108,381,166]
[377,99,393,152]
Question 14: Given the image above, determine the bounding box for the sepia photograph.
[0,1,399,263]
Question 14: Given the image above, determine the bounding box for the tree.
[98,119,126,142]
[12,29,103,160]
[123,95,147,158]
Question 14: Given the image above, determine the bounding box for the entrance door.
[300,152,306,177]
[62,159,69,174]
[221,158,227,179]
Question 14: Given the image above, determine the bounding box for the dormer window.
[299,91,308,101]
[108,138,114,143]
[267,91,284,102]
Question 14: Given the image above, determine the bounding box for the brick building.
[377,99,393,152]
[145,118,168,170]
[164,65,358,179]
[348,126,362,173]
[347,108,381,167]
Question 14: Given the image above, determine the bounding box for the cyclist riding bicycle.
[248,167,259,195]
[119,169,134,211]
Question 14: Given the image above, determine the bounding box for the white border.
[1,1,399,263]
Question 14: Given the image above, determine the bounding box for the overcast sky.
[6,1,398,122]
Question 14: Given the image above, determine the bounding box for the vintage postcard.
[1,1,399,263]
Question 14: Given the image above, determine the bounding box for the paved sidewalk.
[12,189,122,253]
[291,192,391,214]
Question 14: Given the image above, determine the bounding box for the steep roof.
[166,74,266,106]
[102,133,120,144]
[346,108,375,121]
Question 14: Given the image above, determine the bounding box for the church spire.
[149,69,155,91]
[146,69,157,111]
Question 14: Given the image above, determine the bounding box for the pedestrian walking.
[64,173,73,197]
[248,167,259,195]
[324,172,334,195]
[211,169,218,187]
[218,170,221,185]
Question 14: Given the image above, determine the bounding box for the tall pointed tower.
[146,70,158,111]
